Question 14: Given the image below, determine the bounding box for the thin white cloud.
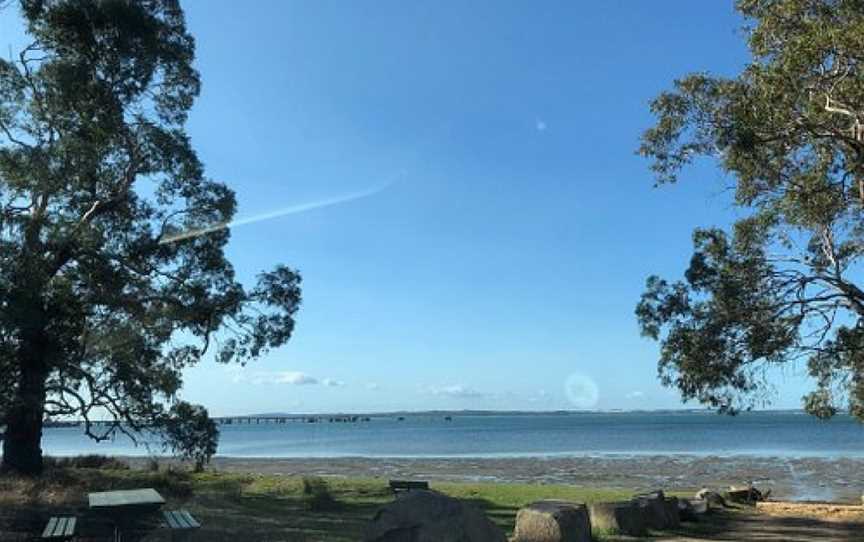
[276,371,318,385]
[626,391,645,399]
[430,384,485,399]
[228,368,350,388]
[159,172,404,245]
[528,389,552,403]
[224,365,245,384]
[366,383,381,391]
[535,118,547,132]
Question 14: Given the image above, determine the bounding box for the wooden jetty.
[214,415,372,425]
[42,415,376,428]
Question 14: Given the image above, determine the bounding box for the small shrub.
[43,455,129,470]
[301,476,338,511]
[149,470,194,499]
[161,402,219,472]
[592,527,621,541]
[146,457,160,472]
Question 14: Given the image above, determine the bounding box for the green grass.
[187,472,636,535]
[179,472,630,536]
[0,466,711,541]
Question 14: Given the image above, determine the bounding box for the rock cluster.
[365,484,742,542]
[363,490,507,542]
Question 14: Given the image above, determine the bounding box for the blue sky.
[1,1,816,415]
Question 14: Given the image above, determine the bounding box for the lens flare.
[564,372,600,408]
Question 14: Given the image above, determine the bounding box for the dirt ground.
[642,503,864,542]
[756,501,864,523]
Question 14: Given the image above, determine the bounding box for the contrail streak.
[159,173,402,245]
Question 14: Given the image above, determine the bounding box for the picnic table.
[88,488,166,542]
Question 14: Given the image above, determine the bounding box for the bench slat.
[42,517,57,538]
[164,509,200,530]
[176,511,191,529]
[53,517,66,537]
[389,481,428,487]
[389,480,429,491]
[63,517,76,536]
[179,510,200,528]
[42,516,76,539]
[164,510,181,529]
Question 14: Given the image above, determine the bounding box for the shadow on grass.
[184,488,384,542]
[459,497,518,534]
[646,510,736,541]
[186,490,521,541]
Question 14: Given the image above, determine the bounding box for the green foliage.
[301,475,339,511]
[0,0,301,473]
[637,0,864,419]
[592,527,621,540]
[43,454,130,470]
[161,401,218,472]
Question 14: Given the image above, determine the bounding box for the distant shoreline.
[235,408,824,417]
[40,408,838,428]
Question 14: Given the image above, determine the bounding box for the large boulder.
[363,490,507,542]
[663,496,680,529]
[678,498,709,522]
[513,500,591,542]
[632,491,667,530]
[725,485,767,504]
[587,502,646,536]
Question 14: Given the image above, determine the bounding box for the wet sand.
[135,454,864,503]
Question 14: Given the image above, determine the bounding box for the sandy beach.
[129,454,864,503]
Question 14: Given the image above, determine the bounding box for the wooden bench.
[162,510,200,541]
[41,516,76,540]
[389,480,429,494]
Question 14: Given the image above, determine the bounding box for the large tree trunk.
[1,357,48,475]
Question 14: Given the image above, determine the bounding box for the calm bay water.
[41,411,864,458]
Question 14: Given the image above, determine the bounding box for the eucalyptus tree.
[637,0,864,419]
[0,0,301,474]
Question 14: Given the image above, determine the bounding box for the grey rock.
[587,501,646,536]
[513,500,591,542]
[632,491,668,530]
[695,488,727,508]
[663,496,680,529]
[363,490,507,542]
[725,485,766,504]
[678,498,709,521]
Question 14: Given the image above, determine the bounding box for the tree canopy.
[0,0,301,474]
[636,0,864,420]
